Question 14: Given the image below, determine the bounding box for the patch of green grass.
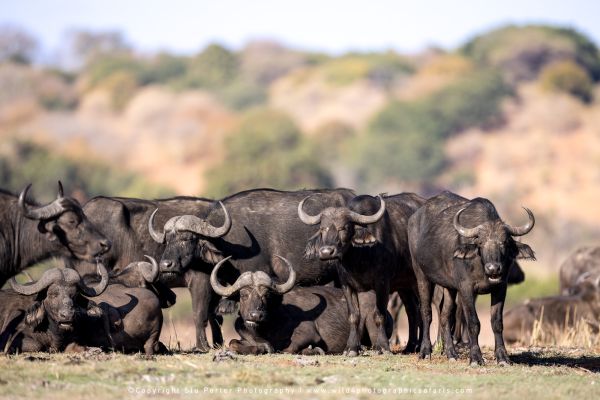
[0,347,597,399]
[507,275,560,306]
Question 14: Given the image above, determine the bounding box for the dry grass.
[528,308,600,350]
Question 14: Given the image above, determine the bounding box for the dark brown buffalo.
[0,183,111,288]
[147,189,356,349]
[298,192,425,356]
[79,195,226,352]
[210,256,391,355]
[77,256,165,355]
[559,246,600,295]
[0,264,108,353]
[408,191,535,365]
[504,272,600,344]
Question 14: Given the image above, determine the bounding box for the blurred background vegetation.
[2,23,600,294]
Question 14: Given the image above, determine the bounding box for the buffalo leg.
[459,285,484,365]
[413,262,434,359]
[399,290,420,353]
[372,283,391,353]
[187,271,212,352]
[491,283,510,365]
[339,273,361,356]
[208,294,224,347]
[440,288,458,360]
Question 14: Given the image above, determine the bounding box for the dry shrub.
[527,306,600,350]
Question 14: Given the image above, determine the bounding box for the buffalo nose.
[58,309,74,320]
[249,311,261,320]
[160,259,174,271]
[319,246,336,259]
[485,263,502,275]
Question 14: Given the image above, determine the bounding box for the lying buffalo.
[504,272,600,344]
[0,263,108,353]
[408,191,535,365]
[210,256,391,354]
[147,188,355,347]
[559,246,600,295]
[0,182,111,288]
[79,195,222,352]
[298,193,425,355]
[77,256,165,355]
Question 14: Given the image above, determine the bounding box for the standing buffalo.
[408,191,535,365]
[559,246,600,295]
[77,257,165,355]
[148,188,356,346]
[79,195,223,352]
[210,256,391,354]
[0,263,108,353]
[0,183,111,288]
[298,192,425,356]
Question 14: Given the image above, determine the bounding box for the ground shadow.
[510,350,600,372]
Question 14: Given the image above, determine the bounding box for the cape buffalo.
[147,188,356,347]
[77,256,165,355]
[0,263,108,353]
[408,191,535,365]
[210,256,392,355]
[298,192,425,356]
[79,195,223,352]
[0,182,111,288]
[559,246,600,295]
[504,272,600,344]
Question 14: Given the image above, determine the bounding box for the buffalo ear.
[200,241,223,265]
[25,302,45,327]
[453,244,479,259]
[515,242,536,261]
[38,220,58,242]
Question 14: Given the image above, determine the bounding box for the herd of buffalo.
[0,183,598,365]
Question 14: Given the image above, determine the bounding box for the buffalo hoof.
[498,360,510,367]
[495,348,511,365]
[469,356,485,366]
[402,343,419,354]
[448,357,458,363]
[191,346,210,354]
[419,343,432,360]
[343,349,359,357]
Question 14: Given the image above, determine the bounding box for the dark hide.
[0,187,110,288]
[407,191,535,365]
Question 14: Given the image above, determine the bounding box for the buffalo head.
[148,202,231,282]
[10,263,108,332]
[299,194,385,261]
[210,256,296,328]
[452,204,536,283]
[19,182,111,262]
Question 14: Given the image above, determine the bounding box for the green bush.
[350,69,509,186]
[462,24,600,83]
[539,60,594,103]
[178,44,239,90]
[0,140,172,202]
[205,108,333,198]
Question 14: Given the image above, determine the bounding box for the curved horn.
[210,256,240,297]
[78,262,108,297]
[18,183,66,220]
[505,207,535,237]
[10,268,63,296]
[348,195,386,225]
[297,195,322,225]
[139,255,159,283]
[175,202,232,238]
[57,181,64,198]
[453,207,483,238]
[148,209,166,244]
[272,255,296,294]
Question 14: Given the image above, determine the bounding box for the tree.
[0,25,38,64]
[205,108,333,197]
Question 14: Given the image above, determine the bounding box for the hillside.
[1,24,600,271]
